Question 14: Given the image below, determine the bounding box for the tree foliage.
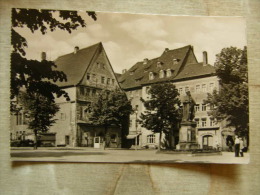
[11,8,97,148]
[139,83,182,150]
[11,8,97,102]
[205,46,248,137]
[91,89,133,147]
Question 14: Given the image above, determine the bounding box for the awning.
[126,134,139,139]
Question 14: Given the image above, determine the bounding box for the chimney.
[41,52,46,61]
[203,51,208,66]
[122,69,127,74]
[74,46,79,54]
[164,48,169,53]
[143,58,148,64]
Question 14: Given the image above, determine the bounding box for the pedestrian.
[234,135,240,157]
[239,138,244,157]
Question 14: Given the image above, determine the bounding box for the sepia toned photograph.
[10,8,249,164]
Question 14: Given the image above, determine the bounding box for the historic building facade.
[118,45,228,150]
[11,43,122,148]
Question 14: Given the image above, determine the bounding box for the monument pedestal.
[176,121,199,150]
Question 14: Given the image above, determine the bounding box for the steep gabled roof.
[54,42,102,87]
[174,62,215,81]
[118,45,216,90]
[118,45,192,89]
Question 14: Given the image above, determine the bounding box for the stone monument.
[177,91,199,150]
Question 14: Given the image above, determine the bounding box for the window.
[65,135,70,145]
[201,118,207,127]
[209,83,214,91]
[185,87,189,92]
[173,59,179,65]
[149,72,154,80]
[101,76,105,84]
[210,118,215,126]
[92,89,96,96]
[129,120,132,127]
[86,88,91,96]
[147,134,156,144]
[135,90,139,97]
[195,118,200,127]
[159,70,165,78]
[202,104,207,111]
[195,104,200,112]
[60,113,66,120]
[202,84,206,92]
[157,61,163,68]
[112,79,115,85]
[145,87,150,94]
[107,78,111,85]
[179,88,183,94]
[86,73,90,80]
[166,69,172,77]
[196,85,200,93]
[80,86,84,95]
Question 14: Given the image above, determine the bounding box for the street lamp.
[134,108,138,151]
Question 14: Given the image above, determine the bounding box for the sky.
[15,11,247,74]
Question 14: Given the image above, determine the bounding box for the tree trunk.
[158,131,162,151]
[34,130,37,150]
[104,125,108,150]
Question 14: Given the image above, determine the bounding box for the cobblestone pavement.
[10,148,250,164]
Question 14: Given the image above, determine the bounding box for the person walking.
[239,137,244,157]
[234,135,240,157]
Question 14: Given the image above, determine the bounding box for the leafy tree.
[11,8,97,101]
[19,92,59,149]
[205,46,248,139]
[11,8,97,148]
[91,89,132,148]
[139,83,182,151]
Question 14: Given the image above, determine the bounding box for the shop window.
[147,134,156,144]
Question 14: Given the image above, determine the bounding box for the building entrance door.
[94,136,101,148]
[202,135,213,149]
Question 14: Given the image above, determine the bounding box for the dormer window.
[166,69,172,77]
[159,70,165,78]
[173,59,180,65]
[157,61,163,68]
[149,72,155,80]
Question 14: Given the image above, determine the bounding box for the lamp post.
[134,108,138,151]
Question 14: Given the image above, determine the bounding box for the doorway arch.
[202,135,213,149]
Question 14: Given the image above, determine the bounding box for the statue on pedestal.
[182,91,195,122]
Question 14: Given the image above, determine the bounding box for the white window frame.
[147,134,156,144]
